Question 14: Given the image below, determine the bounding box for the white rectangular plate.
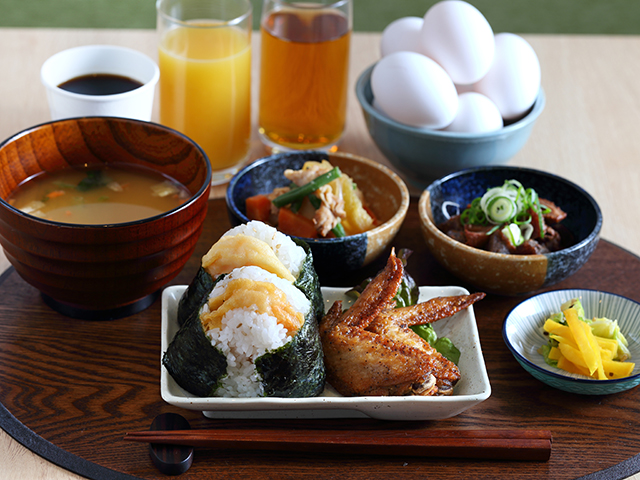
[161,285,491,421]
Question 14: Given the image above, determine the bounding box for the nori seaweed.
[162,306,227,397]
[164,237,325,398]
[176,266,215,327]
[255,305,326,397]
[291,238,324,323]
[256,239,325,397]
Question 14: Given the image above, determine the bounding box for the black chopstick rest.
[149,413,194,475]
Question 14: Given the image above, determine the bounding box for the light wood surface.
[0,28,639,480]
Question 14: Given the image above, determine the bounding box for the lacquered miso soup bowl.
[418,166,602,296]
[0,117,211,320]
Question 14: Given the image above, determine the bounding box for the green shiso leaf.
[394,249,418,308]
[434,337,461,365]
[411,324,438,345]
[162,306,227,397]
[345,248,418,308]
[177,266,216,327]
[410,324,461,365]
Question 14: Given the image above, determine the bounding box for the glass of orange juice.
[258,0,352,152]
[156,0,252,185]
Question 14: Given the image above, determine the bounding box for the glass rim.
[156,0,252,28]
[270,0,350,10]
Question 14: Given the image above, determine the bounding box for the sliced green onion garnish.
[502,223,524,247]
[514,212,532,225]
[486,196,516,223]
[487,224,501,235]
[534,196,545,239]
[460,179,551,240]
[521,223,534,241]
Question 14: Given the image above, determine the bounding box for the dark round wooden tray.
[1,198,639,480]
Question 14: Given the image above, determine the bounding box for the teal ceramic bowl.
[503,289,640,395]
[355,64,546,190]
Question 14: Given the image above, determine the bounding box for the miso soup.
[7,164,191,225]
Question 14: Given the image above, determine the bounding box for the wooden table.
[1,28,640,480]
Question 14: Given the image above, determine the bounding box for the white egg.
[455,82,475,94]
[473,32,541,120]
[371,98,390,116]
[420,0,495,85]
[442,92,503,133]
[380,17,425,57]
[371,51,458,129]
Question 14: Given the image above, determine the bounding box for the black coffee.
[58,73,143,96]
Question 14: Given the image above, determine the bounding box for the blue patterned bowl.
[355,64,545,190]
[419,166,602,295]
[503,289,640,395]
[226,151,409,283]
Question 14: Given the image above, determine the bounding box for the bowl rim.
[355,63,546,141]
[419,165,603,261]
[502,287,640,386]
[226,150,410,244]
[40,44,160,102]
[0,116,212,230]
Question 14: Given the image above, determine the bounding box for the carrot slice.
[46,190,66,199]
[277,207,318,238]
[245,194,272,223]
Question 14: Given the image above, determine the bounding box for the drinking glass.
[156,0,252,185]
[258,0,352,152]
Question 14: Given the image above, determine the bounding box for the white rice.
[200,266,311,397]
[223,220,306,279]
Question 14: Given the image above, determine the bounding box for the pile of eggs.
[372,0,541,133]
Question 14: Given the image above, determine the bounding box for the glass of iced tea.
[156,0,252,185]
[258,0,352,152]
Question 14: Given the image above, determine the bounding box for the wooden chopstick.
[124,428,552,461]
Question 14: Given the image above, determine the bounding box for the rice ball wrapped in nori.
[163,221,325,398]
[176,220,323,327]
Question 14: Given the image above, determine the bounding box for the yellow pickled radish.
[564,307,603,377]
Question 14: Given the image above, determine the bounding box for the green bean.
[332,221,346,238]
[272,167,341,208]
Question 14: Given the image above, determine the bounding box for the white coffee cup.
[41,45,160,121]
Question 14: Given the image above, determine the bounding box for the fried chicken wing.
[319,250,485,397]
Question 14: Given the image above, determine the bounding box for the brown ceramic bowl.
[418,166,602,296]
[226,151,409,283]
[0,117,211,319]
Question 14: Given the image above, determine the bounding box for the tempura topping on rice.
[199,265,312,397]
[221,220,306,278]
[202,234,296,282]
[200,266,310,334]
